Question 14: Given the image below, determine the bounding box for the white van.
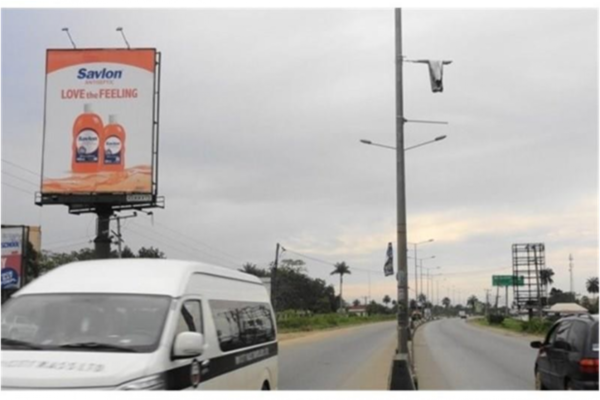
[1,259,278,390]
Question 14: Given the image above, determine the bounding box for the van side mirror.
[173,332,205,359]
[530,341,543,349]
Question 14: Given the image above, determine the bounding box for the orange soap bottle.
[72,104,103,173]
[102,115,126,172]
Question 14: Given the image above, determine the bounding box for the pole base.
[389,353,416,390]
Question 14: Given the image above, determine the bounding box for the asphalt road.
[414,318,539,390]
[278,321,396,390]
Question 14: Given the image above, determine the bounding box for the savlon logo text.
[77,68,123,80]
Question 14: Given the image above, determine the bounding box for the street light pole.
[394,8,409,357]
[408,238,434,308]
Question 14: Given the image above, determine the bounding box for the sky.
[1,7,598,307]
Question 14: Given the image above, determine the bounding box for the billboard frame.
[35,48,164,214]
[1,225,29,297]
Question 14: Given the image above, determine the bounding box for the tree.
[539,268,555,299]
[268,260,337,313]
[279,259,306,273]
[417,293,427,305]
[409,299,418,310]
[442,297,451,308]
[586,277,599,300]
[352,299,361,307]
[467,295,478,312]
[366,300,390,316]
[548,287,576,305]
[239,263,270,278]
[137,246,165,259]
[383,295,391,307]
[120,246,136,258]
[330,262,351,311]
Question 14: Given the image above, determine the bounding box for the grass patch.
[471,316,551,336]
[277,313,395,333]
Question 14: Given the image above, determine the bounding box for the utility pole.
[272,243,280,311]
[494,286,500,310]
[368,271,371,304]
[419,259,424,302]
[569,254,574,295]
[116,217,122,257]
[484,289,491,316]
[413,243,418,304]
[533,245,543,318]
[111,213,138,258]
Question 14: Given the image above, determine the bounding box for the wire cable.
[2,170,39,187]
[128,221,243,268]
[2,159,42,177]
[152,220,247,265]
[124,224,239,270]
[2,181,33,195]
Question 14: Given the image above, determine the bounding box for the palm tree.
[467,295,478,312]
[383,295,391,307]
[331,262,351,311]
[442,297,451,308]
[586,277,599,300]
[539,268,555,299]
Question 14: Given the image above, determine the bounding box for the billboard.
[492,275,524,287]
[41,49,157,196]
[2,227,25,290]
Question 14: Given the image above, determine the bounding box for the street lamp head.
[428,238,434,242]
[359,139,372,145]
[435,135,447,142]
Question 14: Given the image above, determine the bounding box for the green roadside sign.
[492,275,524,287]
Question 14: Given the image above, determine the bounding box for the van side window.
[209,300,275,352]
[552,321,570,346]
[567,321,587,353]
[175,300,203,335]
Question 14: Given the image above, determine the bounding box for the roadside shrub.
[521,317,553,334]
[487,314,505,325]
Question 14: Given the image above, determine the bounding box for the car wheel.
[261,381,270,391]
[565,380,573,390]
[535,371,547,390]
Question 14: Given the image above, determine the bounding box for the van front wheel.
[261,381,270,391]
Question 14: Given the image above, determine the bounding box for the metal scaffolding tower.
[512,243,545,317]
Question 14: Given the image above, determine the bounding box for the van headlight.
[117,374,165,390]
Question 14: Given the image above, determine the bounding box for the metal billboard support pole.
[94,206,113,259]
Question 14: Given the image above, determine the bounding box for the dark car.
[531,314,598,390]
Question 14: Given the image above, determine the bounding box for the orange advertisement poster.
[41,49,156,194]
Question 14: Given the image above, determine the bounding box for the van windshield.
[1,294,171,353]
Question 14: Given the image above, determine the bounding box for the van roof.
[15,259,262,297]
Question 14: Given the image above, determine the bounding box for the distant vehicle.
[1,259,278,390]
[424,308,432,320]
[459,311,467,319]
[531,314,598,390]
